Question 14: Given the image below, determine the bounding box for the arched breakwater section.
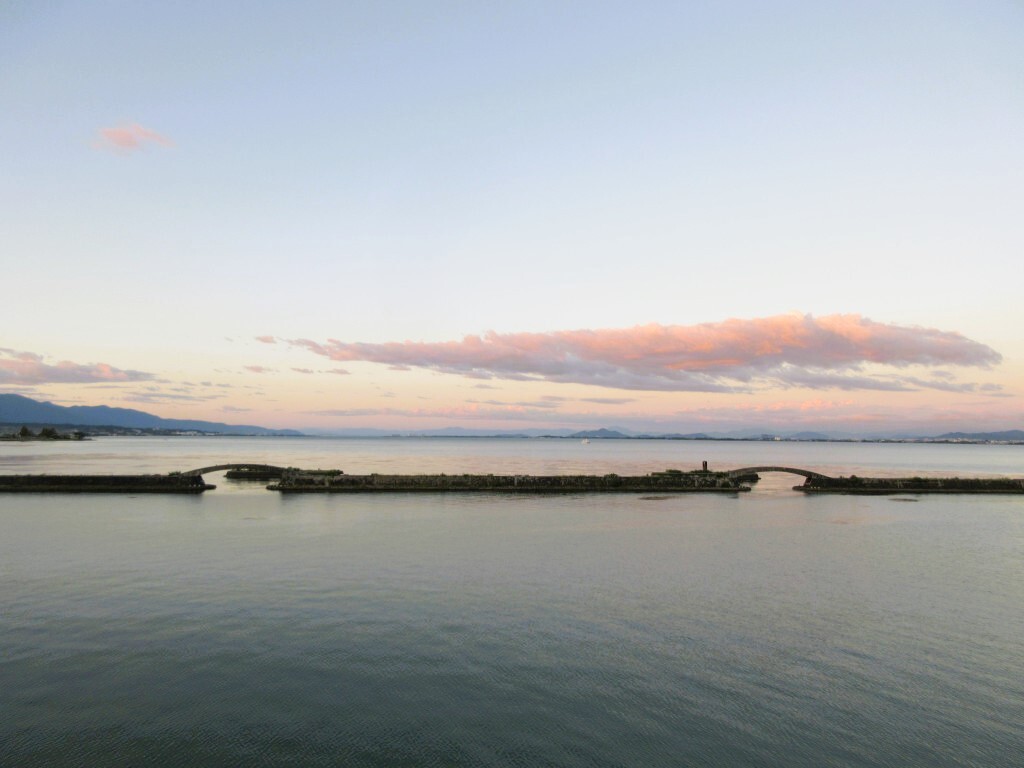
[727,466,1024,494]
[1,464,1022,494]
[0,464,287,494]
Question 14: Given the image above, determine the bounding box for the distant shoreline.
[4,395,1021,443]
[1,429,1021,445]
[0,436,91,442]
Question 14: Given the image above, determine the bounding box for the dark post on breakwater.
[1,462,1022,494]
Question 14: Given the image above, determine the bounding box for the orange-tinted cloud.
[289,314,1000,393]
[94,123,173,152]
[0,348,153,385]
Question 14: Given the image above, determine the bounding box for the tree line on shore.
[1,426,85,441]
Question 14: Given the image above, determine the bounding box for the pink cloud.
[255,336,277,344]
[244,365,274,374]
[287,314,1000,393]
[94,123,173,152]
[0,348,154,385]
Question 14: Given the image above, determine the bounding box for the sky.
[2,0,1023,435]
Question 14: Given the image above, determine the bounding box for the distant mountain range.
[0,394,301,436]
[2,393,1021,442]
[935,430,1024,441]
[305,425,1023,442]
[570,428,630,439]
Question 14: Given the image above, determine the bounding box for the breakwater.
[3,463,1022,494]
[268,468,748,493]
[225,467,285,480]
[0,474,214,493]
[797,475,1024,494]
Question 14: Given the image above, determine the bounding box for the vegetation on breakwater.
[0,474,214,493]
[268,468,748,493]
[797,475,1024,494]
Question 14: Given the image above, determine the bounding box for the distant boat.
[581,438,590,444]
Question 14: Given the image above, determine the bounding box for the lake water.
[2,437,1023,766]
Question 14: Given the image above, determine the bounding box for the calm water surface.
[1,437,1022,766]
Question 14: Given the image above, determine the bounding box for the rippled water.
[2,437,1023,766]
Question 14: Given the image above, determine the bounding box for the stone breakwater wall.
[6,467,1019,495]
[0,474,214,493]
[798,476,1024,494]
[269,470,749,493]
[225,468,284,480]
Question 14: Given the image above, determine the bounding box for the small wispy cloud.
[0,348,154,385]
[121,392,224,404]
[244,365,274,374]
[255,336,277,344]
[978,383,1011,398]
[286,314,1001,394]
[292,368,315,374]
[308,404,580,423]
[117,382,227,404]
[94,123,173,153]
[467,398,563,409]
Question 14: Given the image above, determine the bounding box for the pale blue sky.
[2,1,1022,433]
